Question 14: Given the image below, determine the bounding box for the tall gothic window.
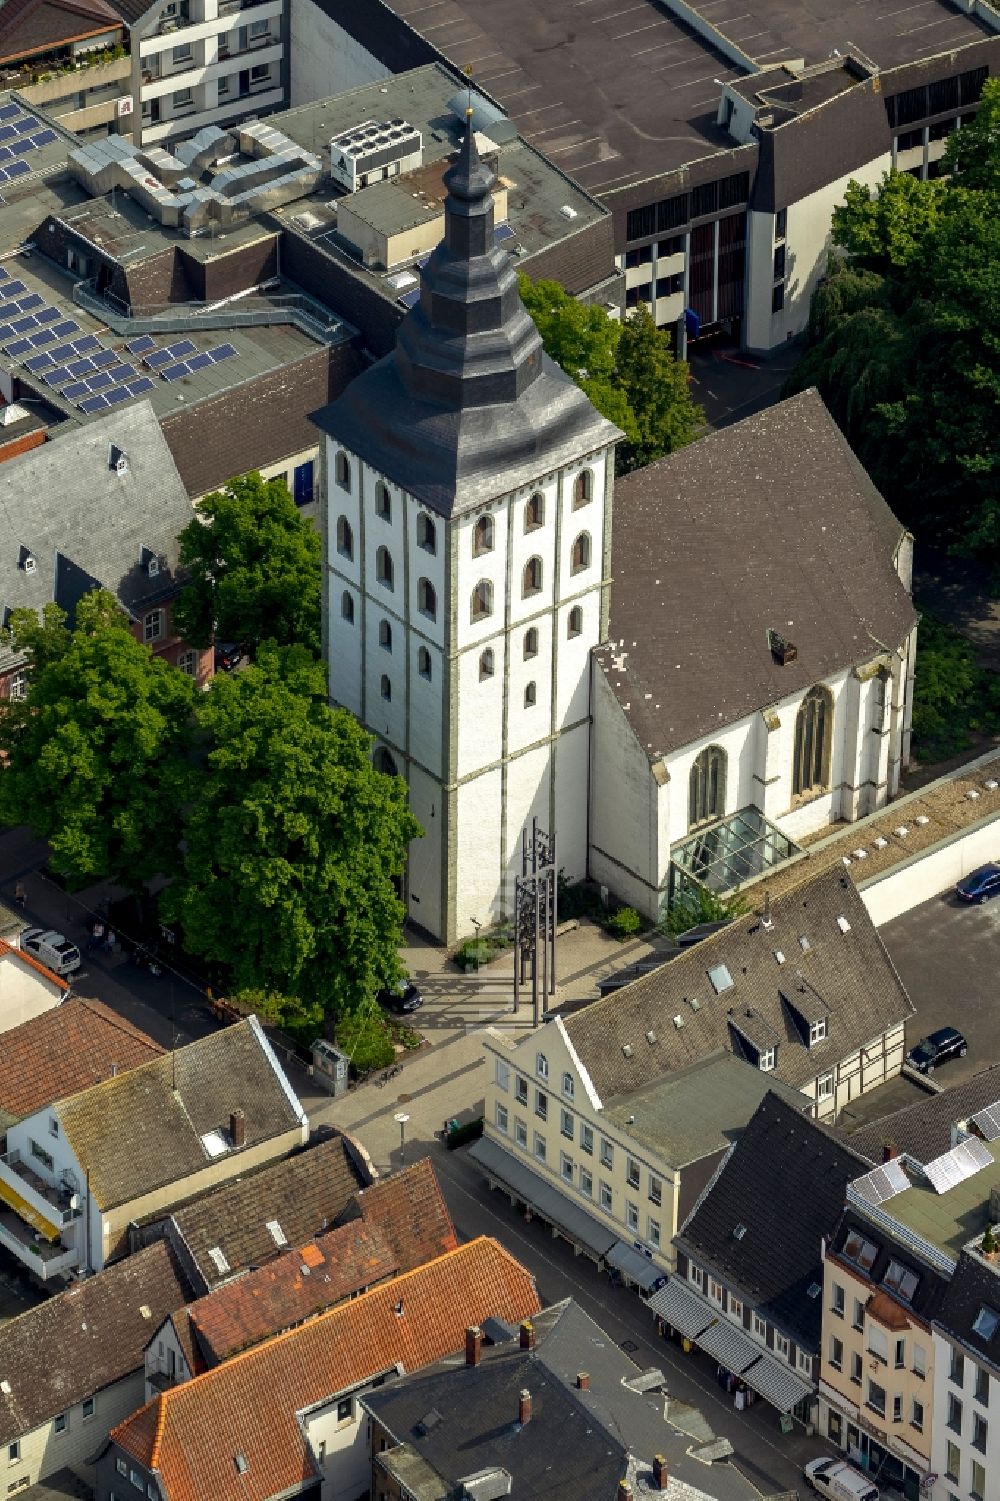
[336,516,353,560]
[335,451,351,492]
[573,470,593,508]
[570,532,591,574]
[522,557,543,598]
[793,686,833,796]
[471,579,493,622]
[473,515,494,556]
[525,493,544,532]
[417,513,436,553]
[688,745,726,830]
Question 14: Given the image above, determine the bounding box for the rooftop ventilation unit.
[329,119,423,193]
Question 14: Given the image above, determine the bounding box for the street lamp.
[394,1111,410,1165]
[471,917,482,973]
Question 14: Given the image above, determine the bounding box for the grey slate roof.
[316,126,619,517]
[562,866,914,1099]
[55,1017,305,1212]
[0,1240,191,1446]
[599,388,916,760]
[675,1092,872,1349]
[166,1130,370,1293]
[0,401,192,673]
[935,1252,1000,1370]
[846,1066,1000,1167]
[365,1297,761,1501]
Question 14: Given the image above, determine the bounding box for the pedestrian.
[13,880,25,909]
[103,927,115,953]
[88,920,104,951]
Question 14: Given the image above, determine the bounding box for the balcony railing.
[0,1150,79,1226]
[0,1210,79,1280]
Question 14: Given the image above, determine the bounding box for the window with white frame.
[797,1349,811,1374]
[495,1059,510,1091]
[515,1075,528,1106]
[8,669,27,699]
[911,1396,923,1431]
[758,1046,775,1072]
[752,1312,766,1338]
[54,1413,67,1434]
[177,649,197,676]
[648,1174,662,1206]
[775,1333,790,1361]
[580,1167,593,1197]
[536,1052,549,1080]
[495,1102,508,1133]
[626,1201,639,1232]
[515,1118,527,1148]
[560,1153,573,1184]
[708,1279,723,1305]
[729,1297,743,1322]
[7,1443,19,1465]
[688,1263,705,1292]
[868,1325,888,1364]
[829,1335,843,1371]
[533,1132,546,1162]
[535,1090,547,1121]
[600,1181,613,1213]
[375,481,391,521]
[560,1109,573,1139]
[817,1071,834,1100]
[867,1379,886,1419]
[82,1397,95,1420]
[809,1019,828,1045]
[600,1139,613,1169]
[561,1071,574,1100]
[912,1341,926,1377]
[647,1217,660,1247]
[143,609,163,643]
[626,1157,640,1189]
[581,1124,594,1155]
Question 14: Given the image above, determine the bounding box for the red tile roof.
[182,1160,460,1365]
[112,1237,540,1501]
[0,996,162,1123]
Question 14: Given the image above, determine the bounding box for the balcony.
[0,1208,78,1281]
[0,1150,79,1232]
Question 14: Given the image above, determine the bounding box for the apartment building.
[931,1253,997,1501]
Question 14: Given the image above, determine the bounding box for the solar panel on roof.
[91,349,117,369]
[87,372,113,391]
[144,349,172,369]
[52,320,78,338]
[30,130,57,148]
[187,352,211,372]
[494,223,515,243]
[12,118,34,135]
[398,289,420,308]
[3,338,30,356]
[72,334,100,355]
[42,366,70,385]
[67,358,94,378]
[113,362,136,381]
[6,161,29,179]
[0,150,10,164]
[34,307,59,325]
[18,294,42,312]
[0,127,13,143]
[0,326,11,342]
[0,266,8,278]
[29,328,55,348]
[79,394,108,413]
[161,363,188,382]
[127,377,155,396]
[0,280,25,297]
[24,352,53,373]
[11,316,36,334]
[127,335,156,355]
[972,1103,1000,1142]
[104,387,129,406]
[209,343,238,361]
[61,382,88,401]
[0,103,19,120]
[925,1139,993,1194]
[9,141,35,157]
[167,339,196,358]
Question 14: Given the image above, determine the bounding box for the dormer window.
[759,1047,775,1072]
[109,444,129,476]
[140,546,160,579]
[536,1052,549,1081]
[17,545,35,575]
[809,1018,827,1046]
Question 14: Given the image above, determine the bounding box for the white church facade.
[316,125,917,944]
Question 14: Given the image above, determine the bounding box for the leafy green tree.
[0,593,195,887]
[172,472,322,657]
[832,172,945,271]
[943,78,1000,193]
[162,644,421,1022]
[518,276,702,472]
[660,883,747,938]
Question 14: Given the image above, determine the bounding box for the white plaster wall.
[554,724,591,883]
[303,1391,371,1501]
[455,768,505,926]
[745,151,891,353]
[457,634,505,781]
[145,1320,192,1400]
[589,668,663,916]
[504,743,553,877]
[362,595,407,751]
[860,812,1000,927]
[6,1374,145,1490]
[455,501,509,656]
[406,764,442,936]
[663,715,763,850]
[0,957,62,1034]
[408,635,443,776]
[287,0,391,108]
[556,597,595,729]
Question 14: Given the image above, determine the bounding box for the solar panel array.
[971,1100,1000,1141]
[852,1158,910,1208]
[924,1136,994,1195]
[0,264,240,413]
[0,100,58,187]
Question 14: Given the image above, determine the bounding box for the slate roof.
[0,403,193,674]
[111,1238,541,1501]
[165,1131,370,1293]
[366,1298,759,1501]
[0,1240,191,1446]
[183,1160,458,1365]
[846,1066,1000,1166]
[0,997,162,1129]
[318,126,619,518]
[675,1092,872,1349]
[935,1252,1000,1370]
[562,866,914,1099]
[826,1206,949,1326]
[54,1017,305,1211]
[599,388,916,760]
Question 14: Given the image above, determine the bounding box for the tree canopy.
[519,277,703,471]
[0,592,195,888]
[786,80,1000,565]
[161,644,421,1016]
[171,471,322,657]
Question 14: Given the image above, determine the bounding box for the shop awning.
[0,1175,60,1241]
[741,1351,813,1414]
[468,1137,617,1260]
[646,1278,713,1339]
[607,1241,667,1293]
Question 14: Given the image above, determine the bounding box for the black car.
[214,641,243,672]
[907,1026,968,1074]
[377,981,424,1015]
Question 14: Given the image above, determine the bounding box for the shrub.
[607,905,642,939]
[456,939,490,969]
[335,1011,395,1073]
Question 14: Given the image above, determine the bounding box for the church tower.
[318,119,621,943]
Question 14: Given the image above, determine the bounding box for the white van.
[20,928,81,978]
[804,1458,879,1501]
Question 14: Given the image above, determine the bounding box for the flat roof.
[383,0,992,194]
[890,1143,1000,1261]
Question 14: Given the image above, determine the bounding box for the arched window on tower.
[380,674,392,702]
[524,681,537,708]
[525,493,544,532]
[418,646,432,681]
[376,547,394,591]
[473,514,494,556]
[379,619,392,653]
[336,516,353,560]
[688,745,727,830]
[375,481,392,522]
[417,513,436,554]
[373,746,398,777]
[479,648,495,681]
[573,470,593,508]
[524,627,539,661]
[522,557,542,598]
[567,606,583,639]
[418,578,437,621]
[341,591,354,624]
[570,532,591,574]
[471,579,493,622]
[793,686,833,797]
[335,451,351,492]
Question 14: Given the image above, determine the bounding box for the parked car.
[805,1457,878,1501]
[907,1026,968,1074]
[376,980,423,1014]
[956,864,1000,903]
[20,927,81,978]
[214,641,243,672]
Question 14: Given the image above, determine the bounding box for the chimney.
[883,1140,899,1162]
[617,1483,633,1501]
[652,1455,668,1491]
[576,1372,590,1391]
[465,1326,482,1367]
[519,1319,535,1350]
[518,1389,531,1426]
[230,1109,246,1148]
